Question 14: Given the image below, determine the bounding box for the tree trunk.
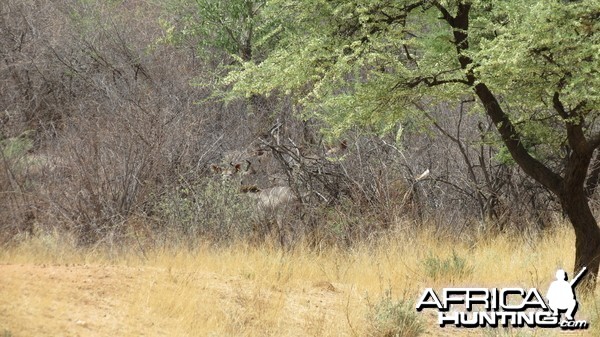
[560,189,600,292]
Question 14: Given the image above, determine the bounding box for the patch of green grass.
[424,250,473,282]
[366,290,425,337]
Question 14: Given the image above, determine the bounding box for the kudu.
[211,160,302,246]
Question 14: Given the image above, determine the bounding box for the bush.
[155,178,256,245]
[366,290,425,337]
[424,250,473,282]
[0,135,37,241]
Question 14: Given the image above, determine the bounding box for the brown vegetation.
[0,0,565,249]
[1,1,598,335]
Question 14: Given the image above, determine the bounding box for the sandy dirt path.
[0,263,350,337]
[0,264,159,336]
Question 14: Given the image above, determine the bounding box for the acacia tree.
[160,0,280,63]
[161,0,291,130]
[226,0,600,288]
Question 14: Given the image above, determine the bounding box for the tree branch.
[554,91,590,155]
[400,68,469,89]
[432,1,454,25]
[433,2,474,83]
[474,83,562,193]
[406,76,469,88]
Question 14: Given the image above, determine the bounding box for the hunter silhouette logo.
[416,267,589,330]
[546,267,586,321]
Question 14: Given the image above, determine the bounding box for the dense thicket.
[0,0,583,254]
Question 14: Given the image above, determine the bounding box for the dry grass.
[0,224,599,336]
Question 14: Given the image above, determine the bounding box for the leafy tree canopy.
[226,0,599,151]
[158,0,282,62]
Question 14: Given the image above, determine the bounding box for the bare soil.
[0,263,345,337]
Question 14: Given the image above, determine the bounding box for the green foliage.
[470,1,599,161]
[473,1,600,107]
[226,0,461,135]
[366,290,425,337]
[226,0,600,159]
[1,136,33,159]
[423,250,473,282]
[158,0,282,62]
[0,135,42,189]
[156,178,256,243]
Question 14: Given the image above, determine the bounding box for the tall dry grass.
[1,223,599,336]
